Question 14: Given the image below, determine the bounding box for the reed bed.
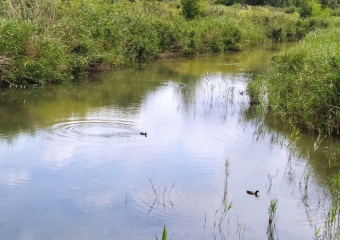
[248,26,340,135]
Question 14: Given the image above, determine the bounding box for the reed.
[268,199,278,224]
[0,0,331,86]
[321,173,340,239]
[248,26,340,135]
[156,226,169,240]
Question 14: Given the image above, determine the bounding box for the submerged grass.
[317,173,340,239]
[0,0,332,85]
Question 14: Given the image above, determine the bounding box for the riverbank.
[248,27,340,135]
[0,0,336,86]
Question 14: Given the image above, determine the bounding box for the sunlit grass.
[0,0,333,85]
[248,27,340,135]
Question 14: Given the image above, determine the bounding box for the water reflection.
[267,220,279,240]
[0,170,30,187]
[0,45,336,240]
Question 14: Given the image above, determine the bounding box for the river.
[0,46,333,240]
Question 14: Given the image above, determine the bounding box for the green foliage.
[319,0,338,9]
[331,7,340,16]
[268,199,278,216]
[181,0,207,19]
[215,0,338,11]
[299,0,313,17]
[285,6,296,13]
[162,226,167,240]
[251,28,340,135]
[215,0,243,6]
[156,226,169,240]
[0,0,337,85]
[311,1,332,17]
[0,20,33,56]
[247,75,263,104]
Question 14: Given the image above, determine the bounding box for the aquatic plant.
[314,225,321,240]
[148,179,176,213]
[225,157,230,171]
[214,201,233,239]
[320,173,340,239]
[268,198,278,224]
[326,143,340,169]
[219,201,233,226]
[156,226,169,240]
[223,157,230,203]
[303,161,311,189]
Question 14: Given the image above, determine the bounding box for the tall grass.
[1,0,59,26]
[0,0,329,85]
[248,26,340,135]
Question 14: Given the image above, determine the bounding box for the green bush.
[0,20,33,56]
[285,6,296,13]
[299,0,313,17]
[181,0,206,19]
[331,8,340,16]
[215,0,243,6]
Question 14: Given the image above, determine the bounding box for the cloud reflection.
[40,139,76,169]
[0,170,30,187]
[76,192,116,210]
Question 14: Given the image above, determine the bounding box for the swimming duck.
[140,132,147,137]
[246,190,259,196]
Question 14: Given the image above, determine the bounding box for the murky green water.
[0,46,333,239]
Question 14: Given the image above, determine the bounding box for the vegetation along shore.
[1,0,340,144]
[248,23,340,135]
[0,0,339,86]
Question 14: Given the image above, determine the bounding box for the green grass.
[156,226,169,240]
[268,198,278,224]
[0,0,331,85]
[248,25,340,135]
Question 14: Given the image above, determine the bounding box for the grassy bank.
[248,26,340,135]
[0,0,332,85]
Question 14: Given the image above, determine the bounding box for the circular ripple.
[51,120,139,140]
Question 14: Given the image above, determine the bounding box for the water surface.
[0,46,332,240]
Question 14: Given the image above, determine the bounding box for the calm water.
[0,46,333,240]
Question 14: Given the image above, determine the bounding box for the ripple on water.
[51,120,140,141]
[291,177,332,226]
[124,161,224,223]
[41,119,144,169]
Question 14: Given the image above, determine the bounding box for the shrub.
[299,0,313,17]
[181,0,207,19]
[285,6,296,13]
